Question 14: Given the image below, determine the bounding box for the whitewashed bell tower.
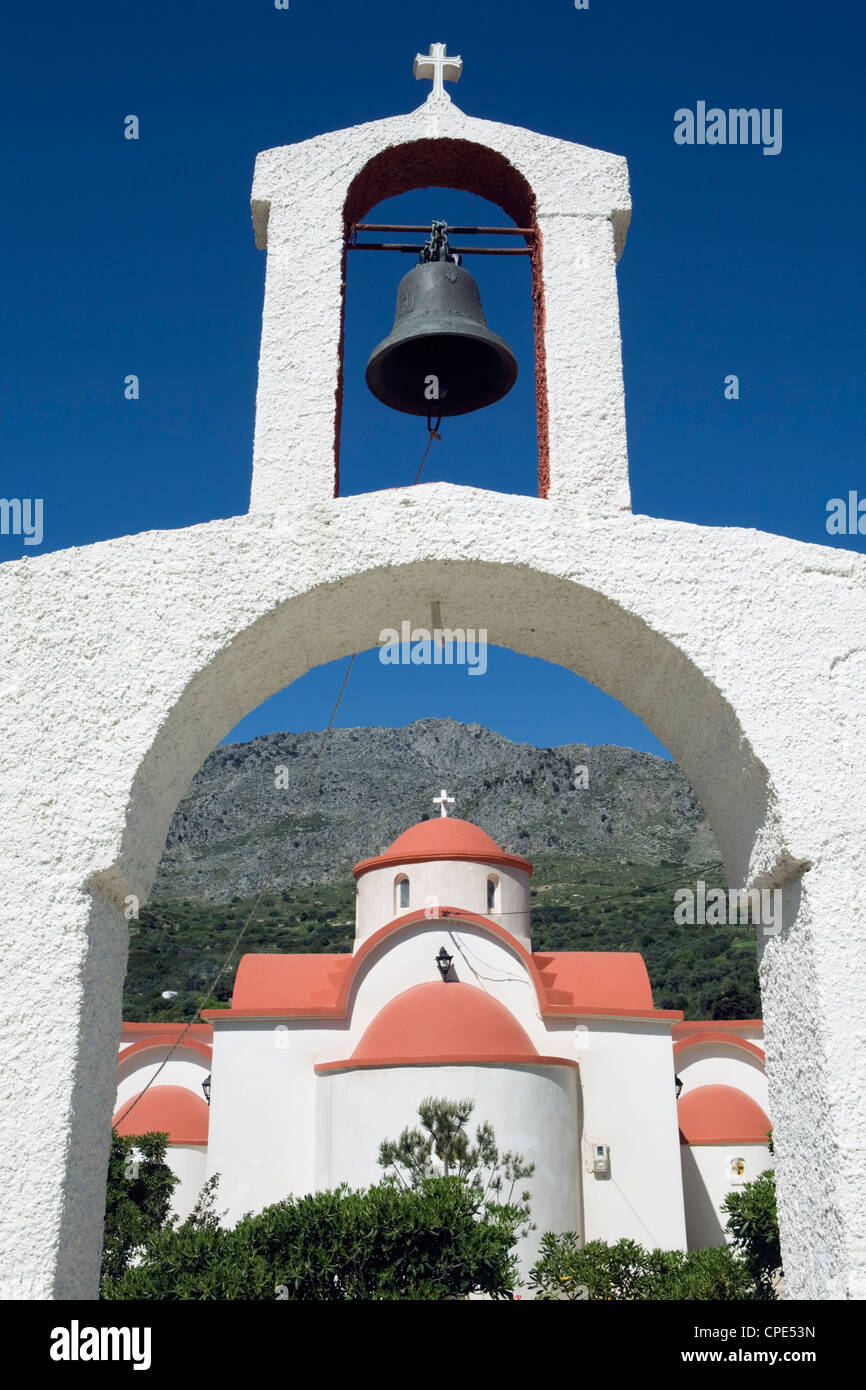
[248,42,631,511]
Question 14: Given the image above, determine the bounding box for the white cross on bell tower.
[413,42,463,105]
[433,788,456,818]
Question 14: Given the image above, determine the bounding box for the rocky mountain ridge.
[153,718,720,901]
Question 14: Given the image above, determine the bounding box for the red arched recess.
[673,1032,765,1065]
[338,137,549,498]
[117,1024,213,1077]
[118,1037,213,1067]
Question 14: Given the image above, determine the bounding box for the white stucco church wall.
[681,1145,774,1252]
[0,47,864,1300]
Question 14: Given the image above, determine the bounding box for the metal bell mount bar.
[349,222,534,256]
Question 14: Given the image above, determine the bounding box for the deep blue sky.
[1,1,862,755]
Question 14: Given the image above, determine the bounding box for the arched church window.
[487,875,500,913]
[396,875,410,912]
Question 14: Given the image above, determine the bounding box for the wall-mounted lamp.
[435,947,453,981]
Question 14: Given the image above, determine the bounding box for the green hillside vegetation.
[123,853,760,1023]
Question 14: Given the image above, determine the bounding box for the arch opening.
[110,556,788,914]
[94,551,805,1035]
[337,139,548,497]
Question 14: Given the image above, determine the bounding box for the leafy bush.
[722,1169,781,1299]
[101,1129,178,1290]
[102,1176,520,1300]
[379,1096,534,1237]
[528,1235,757,1301]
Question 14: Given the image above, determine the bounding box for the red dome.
[678,1085,770,1146]
[353,982,537,1062]
[315,982,582,1073]
[112,1085,209,1145]
[354,817,532,879]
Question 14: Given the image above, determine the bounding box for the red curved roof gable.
[112,1085,209,1145]
[203,912,681,1021]
[354,817,532,879]
[678,1084,770,1146]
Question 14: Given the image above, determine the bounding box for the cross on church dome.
[434,788,455,817]
[413,42,463,104]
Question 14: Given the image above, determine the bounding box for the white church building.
[114,799,773,1275]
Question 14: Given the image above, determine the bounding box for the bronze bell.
[365,224,518,417]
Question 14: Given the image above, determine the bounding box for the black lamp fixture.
[675,1075,683,1100]
[202,1074,212,1105]
[435,947,453,981]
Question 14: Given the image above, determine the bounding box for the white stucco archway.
[1,491,864,1298]
[1,93,864,1302]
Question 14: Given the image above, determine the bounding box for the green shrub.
[722,1169,781,1299]
[528,1234,757,1301]
[379,1096,534,1237]
[103,1176,519,1301]
[101,1130,178,1291]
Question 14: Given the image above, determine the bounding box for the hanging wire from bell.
[414,414,442,485]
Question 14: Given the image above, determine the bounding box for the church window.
[396,875,410,911]
[487,875,500,912]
